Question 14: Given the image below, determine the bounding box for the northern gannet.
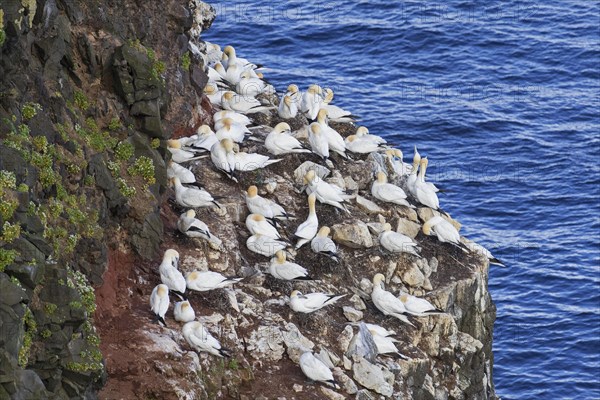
[182,321,231,357]
[177,210,222,246]
[418,155,441,193]
[293,193,318,249]
[321,88,357,122]
[265,122,310,155]
[171,176,221,208]
[246,213,281,239]
[371,172,413,208]
[268,250,312,280]
[299,352,338,387]
[308,122,330,161]
[345,134,385,154]
[289,290,345,313]
[355,126,386,145]
[351,322,396,337]
[300,84,325,120]
[278,93,298,119]
[159,249,187,300]
[245,185,293,222]
[369,329,409,359]
[222,45,257,70]
[316,109,348,159]
[413,158,442,211]
[384,149,413,177]
[371,274,414,326]
[150,284,169,326]
[167,140,205,163]
[186,125,218,152]
[186,270,243,292]
[422,216,468,251]
[215,117,250,143]
[303,170,352,212]
[233,151,282,172]
[174,300,195,323]
[406,148,421,197]
[464,240,505,266]
[246,233,287,257]
[221,91,273,114]
[397,291,444,316]
[204,82,226,105]
[167,160,196,184]
[213,110,252,126]
[235,70,266,97]
[379,223,421,257]
[204,42,223,66]
[210,138,237,181]
[310,226,340,263]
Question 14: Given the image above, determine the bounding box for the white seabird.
[264,122,310,155]
[213,110,252,126]
[246,213,281,239]
[233,151,282,172]
[236,70,266,97]
[310,226,340,263]
[299,352,337,387]
[413,158,442,211]
[245,185,293,223]
[422,215,469,251]
[150,284,169,327]
[159,249,187,300]
[246,233,287,257]
[300,84,325,120]
[186,270,243,292]
[185,125,218,152]
[369,329,409,359]
[303,170,352,212]
[268,250,312,280]
[278,92,298,119]
[316,109,347,159]
[167,160,196,184]
[345,134,385,154]
[171,176,221,209]
[177,210,222,247]
[167,140,205,163]
[221,91,273,114]
[384,149,413,177]
[204,82,226,105]
[398,291,444,317]
[210,138,237,181]
[322,88,357,122]
[355,126,386,145]
[371,171,413,208]
[289,290,345,313]
[308,122,330,161]
[182,321,230,357]
[174,300,196,323]
[379,223,421,257]
[293,193,318,249]
[215,117,250,143]
[371,273,414,326]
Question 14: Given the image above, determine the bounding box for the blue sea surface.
[204,1,600,398]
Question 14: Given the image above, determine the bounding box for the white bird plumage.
[246,213,281,239]
[378,223,421,257]
[174,300,195,323]
[246,233,287,257]
[150,284,169,326]
[171,176,220,209]
[398,291,444,316]
[186,270,242,292]
[299,352,337,387]
[158,249,186,300]
[264,122,310,155]
[371,274,414,326]
[245,185,292,222]
[182,321,230,357]
[371,171,413,208]
[268,250,312,280]
[293,193,318,249]
[303,170,352,212]
[310,226,340,263]
[289,290,345,313]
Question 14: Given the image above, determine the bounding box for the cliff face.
[0,1,496,399]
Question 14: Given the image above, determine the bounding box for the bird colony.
[151,42,504,396]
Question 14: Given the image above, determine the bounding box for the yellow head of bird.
[317,108,328,123]
[283,95,293,107]
[307,193,317,210]
[356,126,369,136]
[309,122,322,135]
[317,226,331,237]
[181,301,190,310]
[275,250,286,263]
[223,91,235,101]
[197,125,213,135]
[287,84,299,93]
[290,290,301,298]
[157,284,168,296]
[346,135,357,143]
[376,171,388,183]
[221,138,234,152]
[185,209,196,218]
[251,214,265,222]
[167,139,182,149]
[303,170,317,185]
[274,122,291,134]
[247,185,258,197]
[373,273,385,286]
[383,223,392,232]
[204,83,217,94]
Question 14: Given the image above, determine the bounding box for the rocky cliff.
[0,1,497,399]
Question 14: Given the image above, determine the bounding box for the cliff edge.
[0,1,497,399]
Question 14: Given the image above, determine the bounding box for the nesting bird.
[150,284,169,327]
[371,274,414,326]
[371,171,413,208]
[397,291,444,316]
[177,210,222,247]
[170,176,221,209]
[246,213,282,239]
[307,122,330,161]
[303,170,352,212]
[158,249,187,300]
[422,215,468,251]
[246,233,288,257]
[167,160,196,184]
[293,193,318,249]
[182,321,230,357]
[264,122,310,155]
[245,185,293,223]
[310,226,340,263]
[186,270,243,292]
[268,250,312,280]
[174,300,196,323]
[378,223,421,257]
[210,138,237,181]
[289,290,345,313]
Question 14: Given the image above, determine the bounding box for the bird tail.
[157,316,167,327]
[172,290,187,301]
[327,380,341,390]
[489,257,506,267]
[218,347,232,358]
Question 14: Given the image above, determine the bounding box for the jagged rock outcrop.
[0,0,497,399]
